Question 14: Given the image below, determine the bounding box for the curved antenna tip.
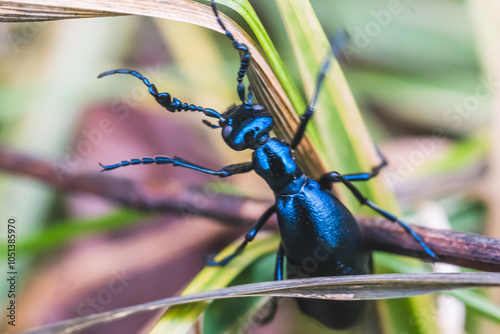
[97,70,115,79]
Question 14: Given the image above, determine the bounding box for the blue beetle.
[98,1,437,329]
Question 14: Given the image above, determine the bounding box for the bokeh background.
[0,0,499,333]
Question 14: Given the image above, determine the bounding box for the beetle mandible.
[98,1,437,329]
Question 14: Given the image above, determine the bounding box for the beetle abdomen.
[276,178,372,329]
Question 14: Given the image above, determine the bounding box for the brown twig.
[1,146,499,272]
[359,218,500,271]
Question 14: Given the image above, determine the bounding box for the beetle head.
[218,103,274,151]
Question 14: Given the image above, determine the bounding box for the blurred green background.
[0,0,498,333]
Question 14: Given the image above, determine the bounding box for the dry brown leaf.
[0,0,328,178]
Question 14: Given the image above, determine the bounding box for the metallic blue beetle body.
[276,177,370,328]
[255,138,371,328]
[98,1,437,330]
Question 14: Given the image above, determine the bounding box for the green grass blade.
[203,253,276,334]
[275,0,398,212]
[201,0,305,115]
[376,252,500,325]
[449,290,500,324]
[0,0,331,177]
[148,233,280,334]
[203,0,329,177]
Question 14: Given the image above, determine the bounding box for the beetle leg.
[319,151,387,188]
[319,171,438,261]
[274,243,285,281]
[206,206,276,266]
[290,31,350,150]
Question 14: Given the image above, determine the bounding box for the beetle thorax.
[252,138,305,195]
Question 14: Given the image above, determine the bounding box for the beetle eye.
[222,125,233,138]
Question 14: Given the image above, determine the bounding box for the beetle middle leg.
[319,151,387,186]
[318,172,438,260]
[206,205,276,266]
[252,244,284,325]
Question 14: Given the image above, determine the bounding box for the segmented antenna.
[211,0,251,104]
[98,69,224,120]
